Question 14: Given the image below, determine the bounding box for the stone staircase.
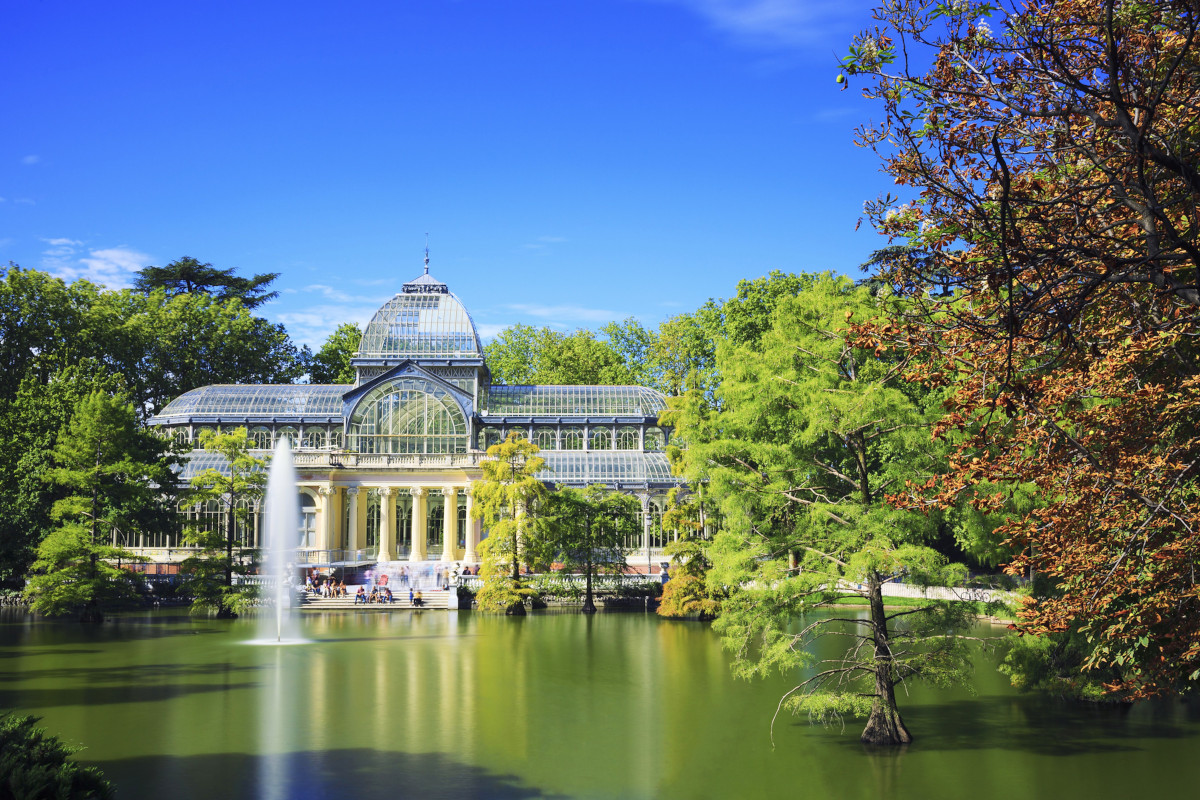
[300,589,453,611]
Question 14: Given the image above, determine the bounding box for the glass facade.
[347,377,468,454]
[482,385,667,417]
[356,288,483,360]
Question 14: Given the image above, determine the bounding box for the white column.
[463,485,479,563]
[318,485,337,553]
[639,491,652,574]
[442,487,458,563]
[410,487,427,561]
[378,487,395,562]
[346,488,361,555]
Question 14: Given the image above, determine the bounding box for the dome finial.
[424,233,430,274]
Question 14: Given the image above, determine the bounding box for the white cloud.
[40,239,150,288]
[21,155,40,165]
[506,303,623,323]
[14,197,35,205]
[474,323,509,341]
[650,0,854,48]
[303,283,391,304]
[273,303,379,350]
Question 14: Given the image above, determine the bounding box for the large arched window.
[347,377,468,454]
[561,427,584,450]
[249,427,272,449]
[615,426,639,450]
[478,427,502,451]
[303,429,325,450]
[534,426,557,451]
[277,427,299,448]
[589,427,612,450]
[644,427,666,452]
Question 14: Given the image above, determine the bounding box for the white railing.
[291,452,482,470]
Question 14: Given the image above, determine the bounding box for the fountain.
[252,438,305,644]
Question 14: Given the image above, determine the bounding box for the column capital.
[317,485,336,496]
[462,484,474,498]
[346,487,360,497]
[409,486,427,498]
[378,486,395,498]
[442,485,458,498]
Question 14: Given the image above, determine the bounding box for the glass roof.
[537,452,680,485]
[482,385,667,417]
[176,450,253,480]
[356,271,483,360]
[154,385,346,421]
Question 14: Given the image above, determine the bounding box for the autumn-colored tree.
[845,0,1200,695]
[656,487,722,621]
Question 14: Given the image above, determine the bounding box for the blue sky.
[3,0,889,349]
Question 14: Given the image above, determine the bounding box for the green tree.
[134,256,280,309]
[0,712,113,799]
[669,273,985,745]
[657,487,721,620]
[485,324,635,385]
[472,433,547,615]
[545,485,638,613]
[179,428,268,618]
[309,322,361,384]
[24,391,178,622]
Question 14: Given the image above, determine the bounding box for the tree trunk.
[583,524,596,614]
[860,573,912,746]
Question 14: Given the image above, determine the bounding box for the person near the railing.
[354,586,367,605]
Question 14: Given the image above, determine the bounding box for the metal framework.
[537,452,676,487]
[156,384,345,421]
[355,282,484,360]
[482,385,667,417]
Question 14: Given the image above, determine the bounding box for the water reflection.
[0,609,1198,800]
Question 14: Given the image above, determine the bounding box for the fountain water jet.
[250,438,306,645]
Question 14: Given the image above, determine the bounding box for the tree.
[485,324,636,385]
[134,256,280,308]
[471,433,547,615]
[544,485,638,613]
[0,712,114,799]
[309,322,361,384]
[179,428,267,618]
[24,391,178,622]
[668,274,983,745]
[844,0,1200,696]
[656,487,722,620]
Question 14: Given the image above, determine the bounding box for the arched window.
[561,427,583,450]
[347,377,468,454]
[534,426,557,451]
[645,427,666,451]
[589,427,612,450]
[615,426,639,450]
[277,427,299,448]
[249,427,272,449]
[478,427,502,451]
[303,429,325,450]
[329,429,343,449]
[171,428,190,445]
[299,493,317,548]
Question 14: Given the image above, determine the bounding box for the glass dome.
[356,270,484,360]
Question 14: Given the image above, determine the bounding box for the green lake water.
[1,607,1198,799]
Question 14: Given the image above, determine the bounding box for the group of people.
[353,585,424,607]
[306,576,347,598]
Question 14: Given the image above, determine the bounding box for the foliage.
[471,434,548,614]
[178,428,267,618]
[309,322,361,384]
[134,256,280,309]
[485,324,636,385]
[657,487,722,619]
[24,391,178,622]
[0,712,113,800]
[846,0,1200,697]
[668,273,982,744]
[544,485,638,613]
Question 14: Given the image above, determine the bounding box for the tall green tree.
[485,325,636,385]
[24,390,178,622]
[669,273,984,745]
[657,487,722,620]
[134,256,280,308]
[179,428,268,618]
[309,322,361,384]
[545,485,638,613]
[472,433,547,615]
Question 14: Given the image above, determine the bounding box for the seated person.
[354,586,367,604]
[384,587,394,603]
[368,587,379,604]
[413,590,424,608]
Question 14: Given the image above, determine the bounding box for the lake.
[1,608,1197,799]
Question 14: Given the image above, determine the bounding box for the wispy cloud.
[40,239,150,288]
[21,155,40,165]
[521,235,569,251]
[303,283,391,305]
[474,323,509,341]
[506,303,623,323]
[650,0,856,48]
[273,303,380,350]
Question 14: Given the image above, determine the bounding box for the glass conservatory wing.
[154,385,346,422]
[482,385,668,417]
[536,452,681,486]
[356,290,483,360]
[176,450,263,481]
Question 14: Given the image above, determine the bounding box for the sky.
[2,0,892,349]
